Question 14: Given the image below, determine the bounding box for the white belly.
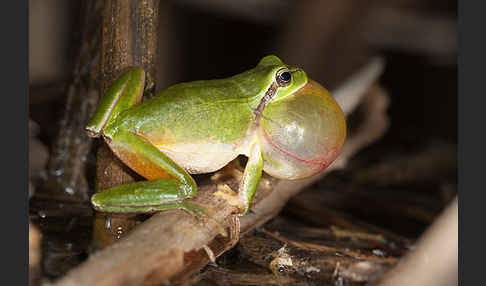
[157,142,244,174]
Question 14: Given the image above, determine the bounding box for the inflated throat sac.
[259,80,346,179]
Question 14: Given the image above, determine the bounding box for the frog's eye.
[259,80,346,179]
[276,69,292,86]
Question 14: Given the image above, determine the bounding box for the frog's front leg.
[214,136,263,214]
[91,128,199,213]
[86,67,145,138]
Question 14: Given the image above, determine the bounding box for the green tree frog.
[85,55,346,214]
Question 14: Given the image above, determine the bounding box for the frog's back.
[124,78,256,141]
[118,64,277,142]
[114,78,258,173]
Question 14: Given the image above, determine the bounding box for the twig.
[231,226,399,285]
[263,230,398,264]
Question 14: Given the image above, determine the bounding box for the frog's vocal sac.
[86,55,346,214]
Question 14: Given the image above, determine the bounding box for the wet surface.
[30,199,93,279]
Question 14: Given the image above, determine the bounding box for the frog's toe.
[179,201,208,217]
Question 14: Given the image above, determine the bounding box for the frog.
[85,55,346,215]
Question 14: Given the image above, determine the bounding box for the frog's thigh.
[108,129,195,188]
[110,139,173,180]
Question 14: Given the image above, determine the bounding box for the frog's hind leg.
[91,179,203,214]
[86,67,145,137]
[91,129,199,214]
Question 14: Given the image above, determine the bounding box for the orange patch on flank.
[110,145,174,181]
[137,129,176,147]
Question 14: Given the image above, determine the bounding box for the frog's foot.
[177,201,208,217]
[213,184,247,213]
[92,199,208,217]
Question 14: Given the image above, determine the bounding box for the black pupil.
[280,71,291,82]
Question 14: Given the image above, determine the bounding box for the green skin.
[86,55,315,214]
